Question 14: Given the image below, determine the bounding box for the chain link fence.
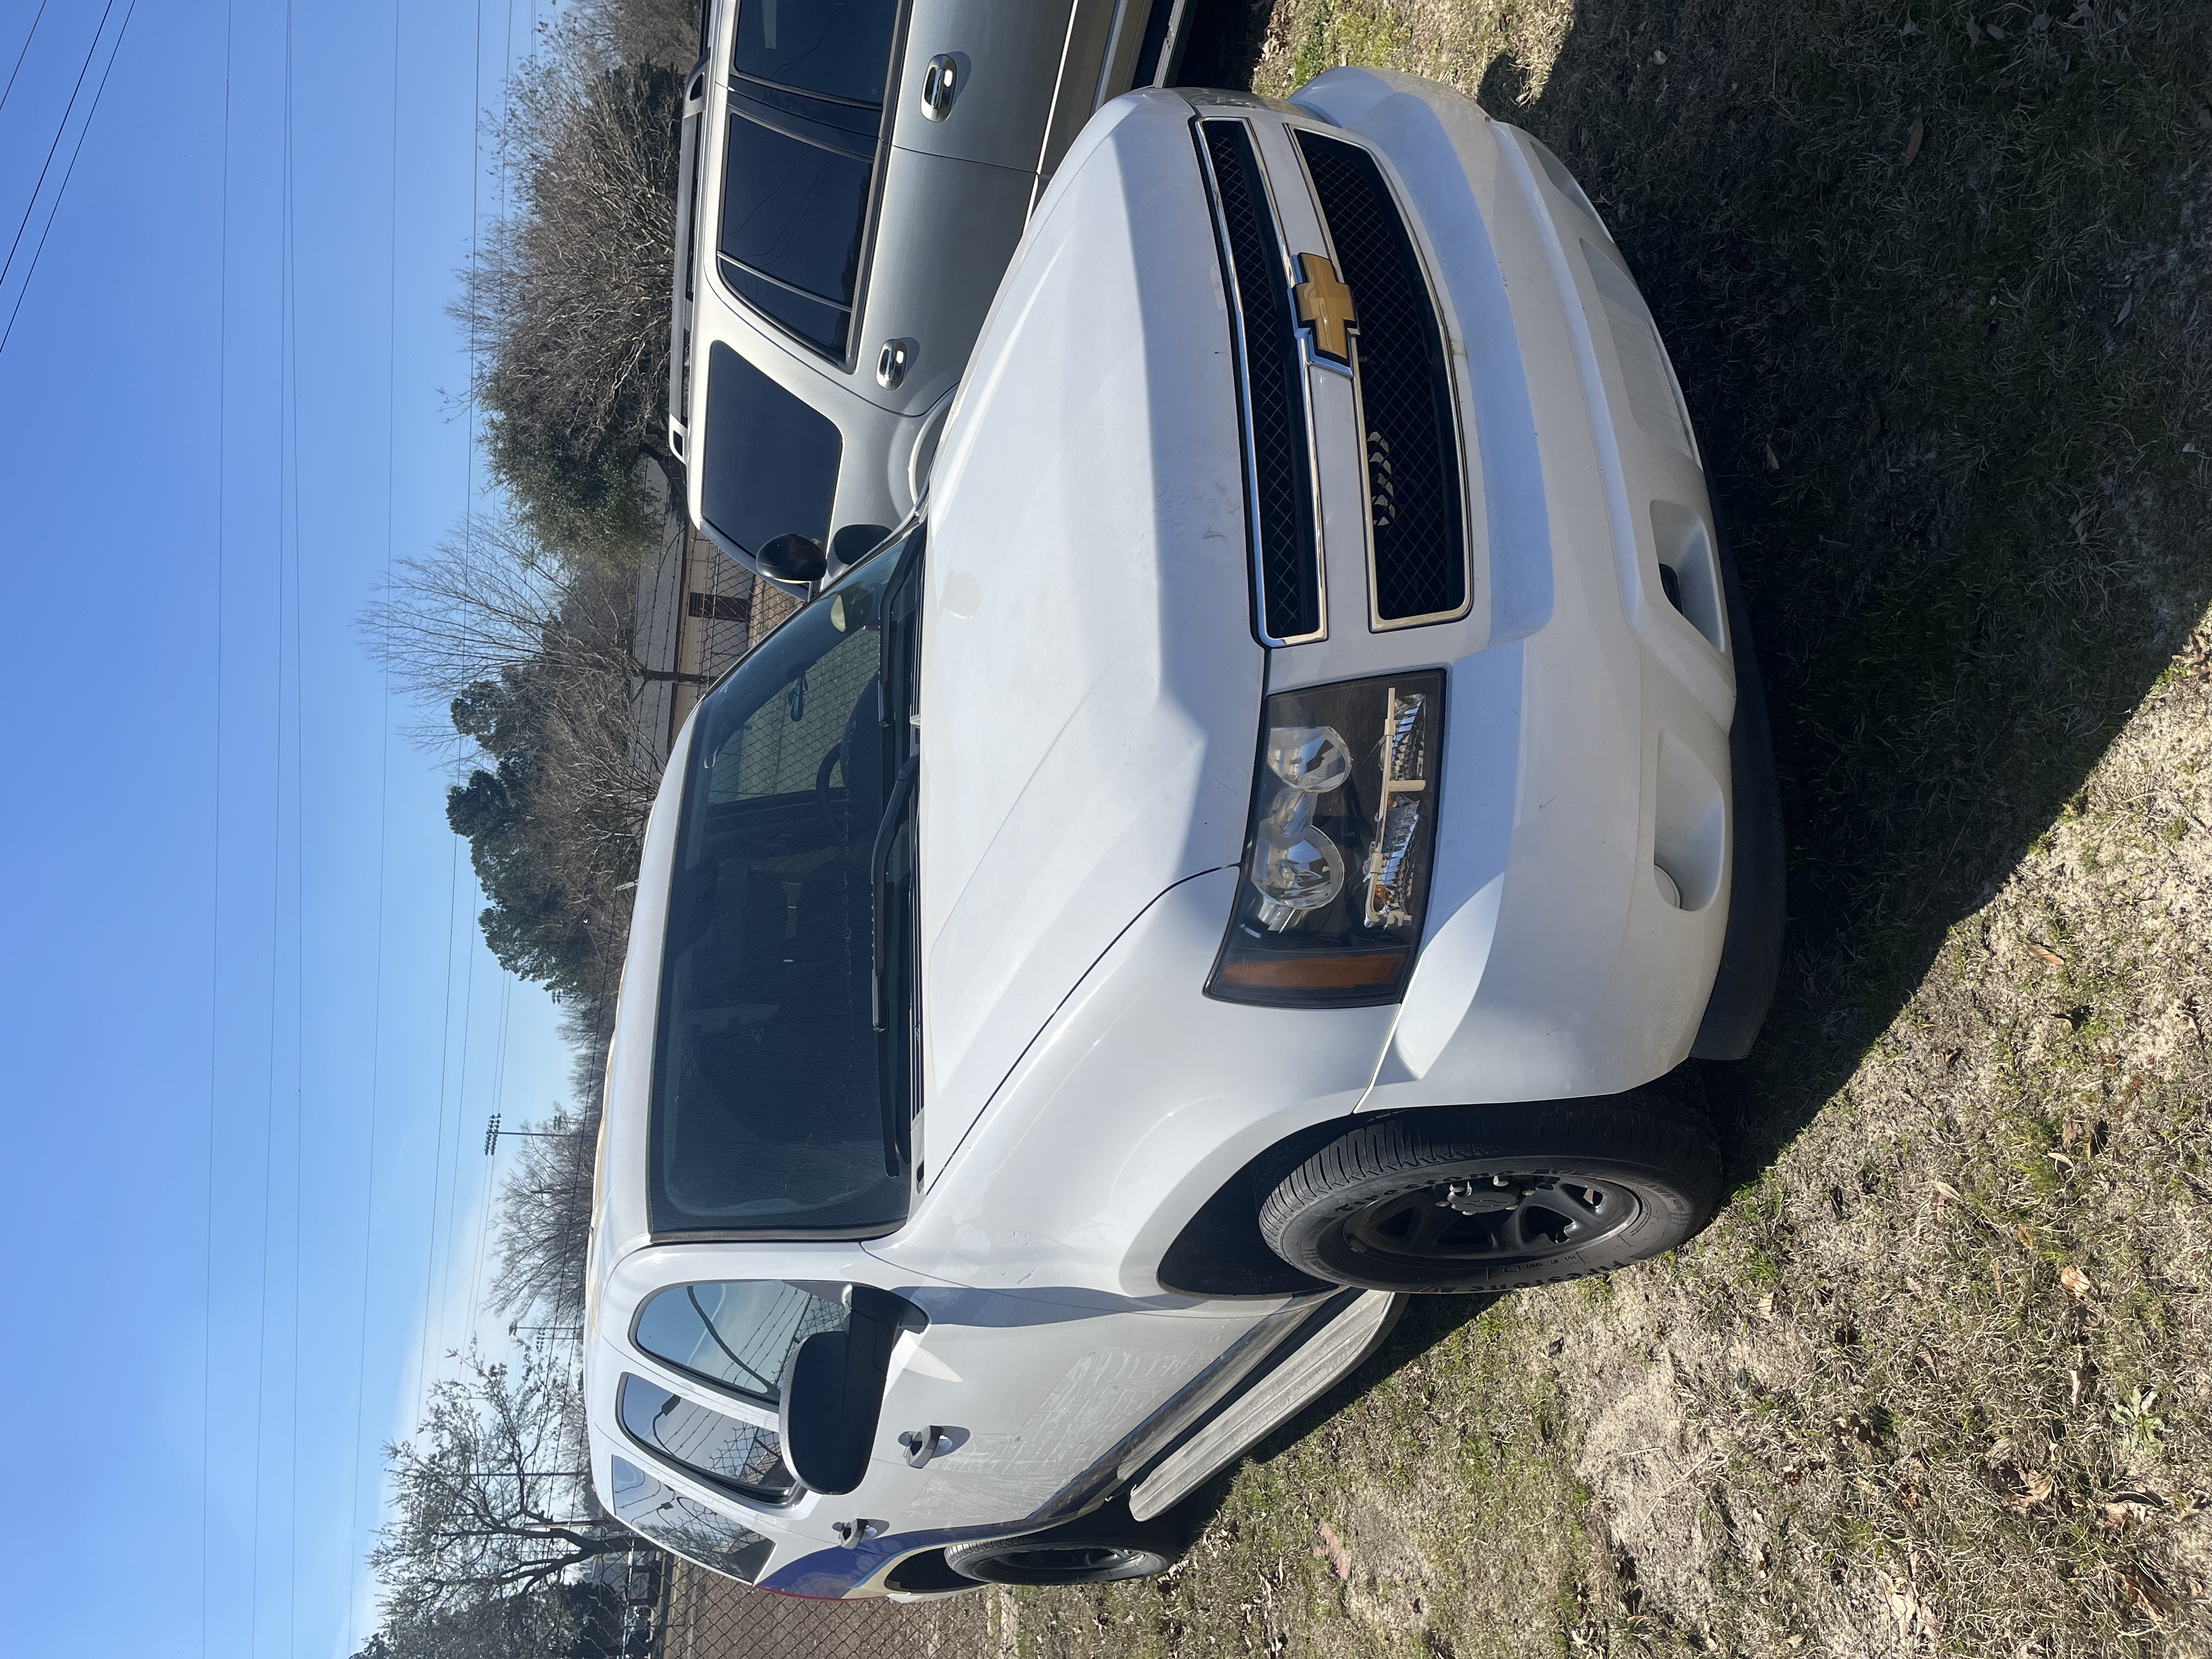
[657,1559,1006,1659]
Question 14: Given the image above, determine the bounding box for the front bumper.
[885,78,1750,1301]
[1244,70,1743,1106]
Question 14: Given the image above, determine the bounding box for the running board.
[1127,1290,1398,1521]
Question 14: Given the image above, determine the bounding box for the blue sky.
[0,2,583,1654]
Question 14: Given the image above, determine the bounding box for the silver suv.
[668,0,1193,589]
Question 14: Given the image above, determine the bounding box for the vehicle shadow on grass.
[1186,0,2212,1201]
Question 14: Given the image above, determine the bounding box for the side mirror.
[757,532,827,586]
[776,1286,911,1497]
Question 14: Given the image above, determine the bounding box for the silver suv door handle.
[920,54,959,120]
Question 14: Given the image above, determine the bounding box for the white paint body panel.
[592,71,1746,1600]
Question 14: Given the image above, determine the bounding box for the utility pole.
[484,1113,591,1154]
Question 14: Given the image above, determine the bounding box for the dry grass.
[969,0,2212,1653]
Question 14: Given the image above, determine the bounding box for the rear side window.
[716,0,898,357]
[610,1455,775,1583]
[733,0,899,106]
[701,342,841,560]
[618,1374,799,1504]
[633,1280,847,1404]
[717,111,872,354]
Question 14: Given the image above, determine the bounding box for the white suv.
[593,69,1785,1598]
[669,0,1193,588]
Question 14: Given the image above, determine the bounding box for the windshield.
[647,528,922,1235]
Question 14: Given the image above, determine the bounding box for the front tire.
[945,1507,1178,1586]
[1259,1088,1720,1293]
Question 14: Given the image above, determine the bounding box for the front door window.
[633,1279,847,1403]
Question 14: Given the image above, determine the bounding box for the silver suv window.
[732,0,897,104]
[700,342,840,561]
[717,0,899,354]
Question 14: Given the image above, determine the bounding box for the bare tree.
[371,1348,628,1622]
[487,1105,600,1335]
[460,14,685,566]
[362,508,661,1016]
[362,514,600,712]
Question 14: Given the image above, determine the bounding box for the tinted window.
[718,115,871,319]
[648,545,913,1235]
[701,342,840,559]
[634,1280,847,1404]
[619,1374,799,1504]
[610,1455,776,1583]
[733,0,898,104]
[719,257,855,358]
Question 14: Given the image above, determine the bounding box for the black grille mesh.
[1201,121,1320,642]
[1296,131,1468,623]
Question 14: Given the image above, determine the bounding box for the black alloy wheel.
[1341,1172,1642,1268]
[1259,1085,1722,1294]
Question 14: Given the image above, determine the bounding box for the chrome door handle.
[920,54,958,120]
[876,337,914,390]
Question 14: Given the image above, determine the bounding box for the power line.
[0,0,50,115]
[282,0,307,1639]
[0,0,114,292]
[199,7,234,1656]
[246,7,301,1644]
[0,0,136,360]
[343,0,405,1647]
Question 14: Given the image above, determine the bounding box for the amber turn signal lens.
[1211,950,1408,992]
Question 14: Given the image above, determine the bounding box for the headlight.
[1207,672,1443,1006]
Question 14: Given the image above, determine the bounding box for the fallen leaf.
[1965,16,1986,42]
[2027,941,2067,967]
[1985,19,2007,38]
[2017,1224,2036,1248]
[1902,116,1925,165]
[2121,1567,2174,1623]
[1942,1045,1963,1070]
[1757,1292,1776,1321]
[1651,47,1667,64]
[2102,1498,2158,1531]
[1898,1477,1922,1510]
[2006,1468,2056,1511]
[1763,441,1781,472]
[1993,1259,2005,1295]
[1905,1275,1925,1294]
[2060,1265,2095,1300]
[1312,1521,1351,1581]
[1932,1178,1965,1204]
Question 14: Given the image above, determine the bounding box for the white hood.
[916,91,1265,1177]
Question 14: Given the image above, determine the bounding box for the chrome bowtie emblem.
[1293,252,1357,363]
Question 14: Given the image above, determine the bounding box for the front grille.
[1295,131,1469,626]
[1199,120,1322,645]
